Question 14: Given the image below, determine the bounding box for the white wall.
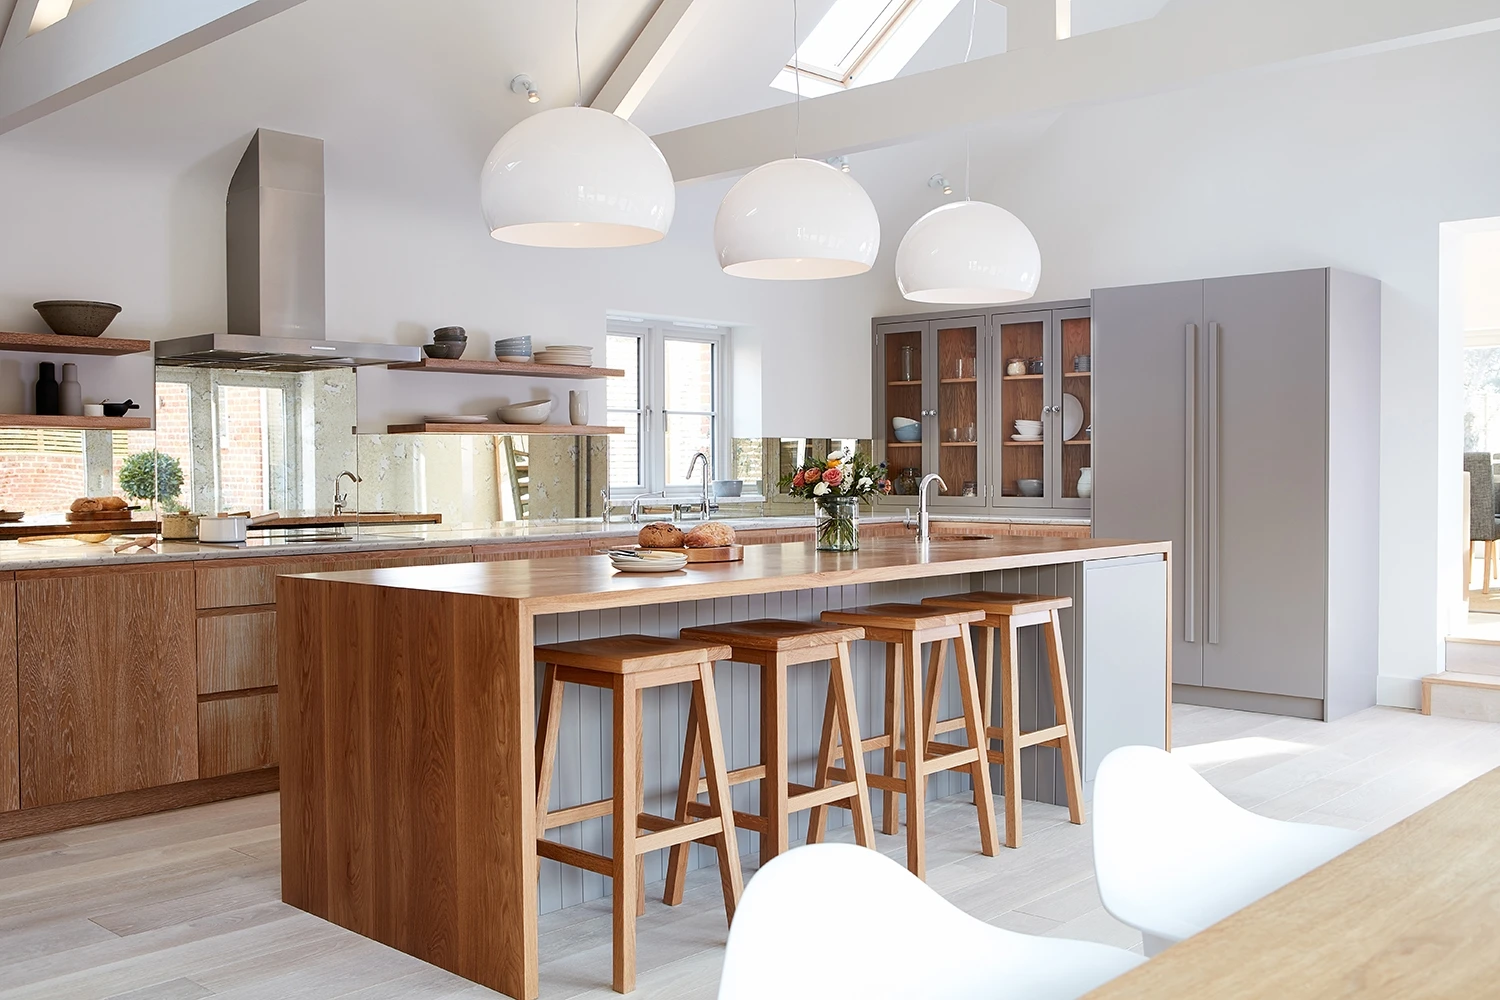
[853,29,1500,704]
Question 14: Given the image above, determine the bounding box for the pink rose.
[805,468,824,483]
[792,471,805,488]
[822,467,844,487]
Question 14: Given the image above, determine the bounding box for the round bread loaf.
[637,522,685,549]
[70,497,101,513]
[99,496,129,510]
[683,522,736,548]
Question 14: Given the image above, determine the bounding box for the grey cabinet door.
[1091,280,1207,686]
[1202,270,1329,700]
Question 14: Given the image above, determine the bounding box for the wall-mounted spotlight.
[929,173,953,196]
[511,75,540,103]
[827,155,851,173]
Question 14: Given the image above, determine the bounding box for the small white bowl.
[498,398,554,424]
[83,403,105,417]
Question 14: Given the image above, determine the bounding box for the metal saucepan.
[197,511,280,544]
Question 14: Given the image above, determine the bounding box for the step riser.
[1444,642,1500,676]
[1426,682,1500,722]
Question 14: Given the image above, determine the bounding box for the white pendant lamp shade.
[480,106,676,248]
[714,158,880,279]
[895,200,1041,304]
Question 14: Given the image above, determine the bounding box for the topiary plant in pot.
[118,450,184,512]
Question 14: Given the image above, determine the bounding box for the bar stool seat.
[814,604,1000,878]
[674,620,874,883]
[534,634,743,994]
[922,592,1084,848]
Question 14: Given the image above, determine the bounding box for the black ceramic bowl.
[424,342,466,359]
[433,326,467,341]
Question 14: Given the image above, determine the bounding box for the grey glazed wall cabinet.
[1091,268,1380,721]
[872,299,1092,515]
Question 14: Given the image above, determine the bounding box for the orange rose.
[805,468,824,483]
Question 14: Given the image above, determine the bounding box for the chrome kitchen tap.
[686,452,714,521]
[629,491,665,524]
[916,473,946,544]
[332,470,362,515]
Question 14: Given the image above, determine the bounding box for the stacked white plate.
[535,345,593,367]
[1014,418,1043,441]
[608,549,688,573]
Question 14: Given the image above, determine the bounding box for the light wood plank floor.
[3,704,1500,1000]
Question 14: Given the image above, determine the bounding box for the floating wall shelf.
[0,331,151,357]
[387,358,625,379]
[0,414,151,430]
[385,423,624,436]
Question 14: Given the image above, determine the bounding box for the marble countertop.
[0,512,1090,573]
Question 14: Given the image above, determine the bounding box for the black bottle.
[35,362,59,416]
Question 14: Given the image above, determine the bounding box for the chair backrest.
[1465,452,1498,540]
[717,843,1143,1000]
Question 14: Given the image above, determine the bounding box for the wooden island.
[277,535,1171,999]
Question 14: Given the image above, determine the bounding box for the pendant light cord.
[792,0,801,158]
[963,0,976,200]
[574,0,582,107]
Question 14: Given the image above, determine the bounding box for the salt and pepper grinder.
[59,363,83,416]
[34,362,59,416]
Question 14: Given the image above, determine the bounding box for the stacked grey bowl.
[424,326,467,359]
[495,335,533,362]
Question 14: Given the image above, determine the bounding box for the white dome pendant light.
[713,0,879,279]
[480,1,675,248]
[895,0,1040,303]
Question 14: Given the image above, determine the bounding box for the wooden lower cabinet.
[197,610,277,694]
[1,574,16,813]
[199,692,277,777]
[17,564,197,808]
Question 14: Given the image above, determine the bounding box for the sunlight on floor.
[1171,736,1316,768]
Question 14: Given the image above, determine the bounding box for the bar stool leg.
[1044,610,1086,825]
[901,635,927,878]
[830,641,876,848]
[954,626,1000,856]
[998,621,1023,849]
[805,676,839,846]
[612,676,640,994]
[921,639,945,747]
[662,693,702,907]
[693,661,744,921]
[759,657,790,865]
[971,626,993,808]
[535,663,564,830]
[635,688,647,918]
[881,643,902,836]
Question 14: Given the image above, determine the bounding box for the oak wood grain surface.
[17,564,198,808]
[197,692,278,777]
[196,610,277,694]
[195,546,476,608]
[1083,765,1500,999]
[0,574,15,813]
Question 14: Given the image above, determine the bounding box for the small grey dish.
[424,342,466,359]
[1017,479,1044,497]
[433,326,467,341]
[712,480,743,498]
[34,300,122,338]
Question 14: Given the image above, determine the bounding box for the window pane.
[607,335,640,411]
[216,385,285,512]
[798,0,902,74]
[664,339,714,412]
[609,411,642,489]
[1465,346,1500,451]
[665,414,712,486]
[154,381,192,504]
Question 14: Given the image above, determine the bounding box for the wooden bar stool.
[812,604,999,879]
[534,635,744,994]
[672,620,875,883]
[921,592,1083,848]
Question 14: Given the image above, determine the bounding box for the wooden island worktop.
[277,535,1171,999]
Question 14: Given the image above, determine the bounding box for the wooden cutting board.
[630,544,744,563]
[65,509,136,522]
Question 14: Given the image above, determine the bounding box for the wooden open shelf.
[1003,374,1044,381]
[885,379,922,387]
[386,422,623,436]
[0,414,150,430]
[1064,371,1092,377]
[885,441,922,449]
[939,441,977,447]
[1004,439,1045,447]
[939,377,977,385]
[1065,438,1092,446]
[0,331,151,356]
[387,358,624,379]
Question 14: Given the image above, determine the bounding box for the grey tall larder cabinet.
[1092,268,1379,721]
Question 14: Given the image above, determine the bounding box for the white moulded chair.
[1093,745,1367,956]
[717,843,1144,1000]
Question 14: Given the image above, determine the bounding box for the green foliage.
[117,450,184,511]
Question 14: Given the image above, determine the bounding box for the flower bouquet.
[778,450,892,551]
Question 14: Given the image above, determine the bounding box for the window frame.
[770,0,962,96]
[606,318,730,501]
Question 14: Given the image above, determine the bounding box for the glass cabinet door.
[1055,307,1093,508]
[992,312,1052,506]
[877,322,928,499]
[931,318,988,506]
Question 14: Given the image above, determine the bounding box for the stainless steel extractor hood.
[154,129,419,372]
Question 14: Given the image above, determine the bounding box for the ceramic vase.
[1078,467,1093,499]
[569,390,588,426]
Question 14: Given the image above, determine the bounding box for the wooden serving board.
[65,509,135,522]
[630,544,744,563]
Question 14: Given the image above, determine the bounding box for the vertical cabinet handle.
[1184,324,1197,644]
[1207,322,1222,645]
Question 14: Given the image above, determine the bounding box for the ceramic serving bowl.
[423,342,466,359]
[498,398,553,424]
[432,326,467,341]
[1017,479,1044,497]
[34,300,121,338]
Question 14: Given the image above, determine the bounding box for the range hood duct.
[154,129,419,372]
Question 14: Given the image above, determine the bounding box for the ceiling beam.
[653,0,1500,182]
[0,0,309,138]
[591,0,709,120]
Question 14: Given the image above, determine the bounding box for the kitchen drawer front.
[197,610,277,694]
[472,540,599,562]
[198,692,278,778]
[196,546,475,608]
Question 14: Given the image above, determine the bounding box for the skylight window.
[771,0,964,97]
[27,0,96,36]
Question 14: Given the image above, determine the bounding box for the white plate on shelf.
[423,414,491,424]
[1063,393,1084,441]
[1012,435,1043,442]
